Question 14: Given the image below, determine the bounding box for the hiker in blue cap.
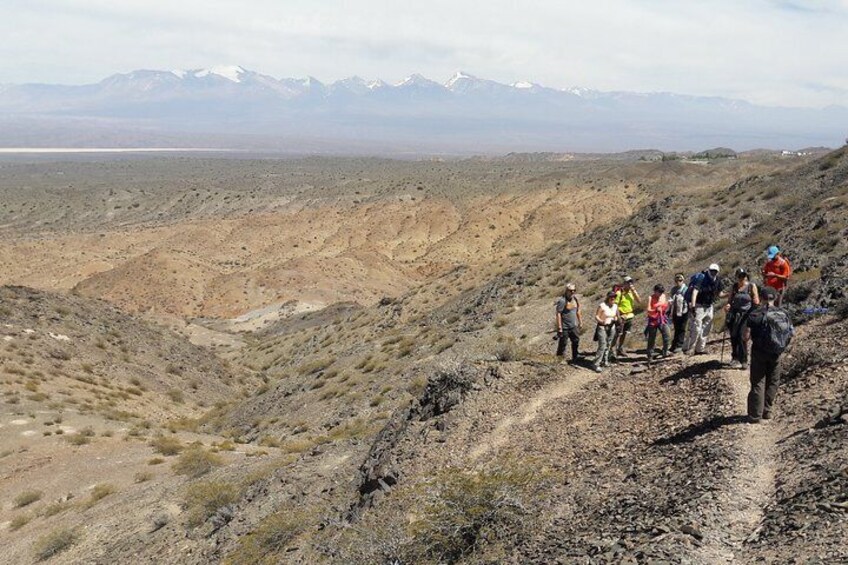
[762,246,791,306]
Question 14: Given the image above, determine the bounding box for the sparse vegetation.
[184,481,239,527]
[226,511,311,564]
[10,513,32,531]
[150,435,184,455]
[172,446,223,478]
[32,528,79,561]
[86,483,116,507]
[14,489,44,508]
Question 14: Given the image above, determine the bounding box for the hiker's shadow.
[659,360,723,384]
[653,414,749,445]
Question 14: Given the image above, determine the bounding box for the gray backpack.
[748,306,794,355]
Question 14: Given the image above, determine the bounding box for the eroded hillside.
[0,156,787,320]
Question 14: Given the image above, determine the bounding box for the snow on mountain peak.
[396,74,438,87]
[172,66,246,82]
[210,65,246,82]
[512,81,535,89]
[445,71,475,88]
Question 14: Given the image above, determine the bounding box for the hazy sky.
[2,0,847,107]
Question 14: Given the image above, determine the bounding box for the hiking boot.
[762,412,772,420]
[593,365,602,374]
[729,360,742,369]
[616,349,626,358]
[740,362,749,370]
[747,415,761,424]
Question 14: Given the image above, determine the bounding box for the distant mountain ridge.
[1,66,846,154]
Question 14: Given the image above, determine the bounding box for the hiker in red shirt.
[762,245,792,306]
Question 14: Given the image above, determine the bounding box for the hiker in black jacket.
[724,268,760,369]
[745,286,794,423]
[555,283,582,363]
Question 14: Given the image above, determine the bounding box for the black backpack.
[730,282,756,313]
[748,306,794,355]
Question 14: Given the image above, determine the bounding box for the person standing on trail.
[555,283,583,364]
[762,245,792,306]
[592,291,620,373]
[669,273,689,354]
[684,263,723,355]
[613,276,641,358]
[645,284,671,364]
[746,286,794,422]
[724,268,760,369]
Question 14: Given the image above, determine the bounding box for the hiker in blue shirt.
[684,263,724,355]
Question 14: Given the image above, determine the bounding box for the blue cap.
[767,245,780,260]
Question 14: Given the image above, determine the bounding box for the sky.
[2,0,847,107]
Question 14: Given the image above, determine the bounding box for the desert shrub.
[173,446,223,478]
[297,357,333,376]
[834,299,848,320]
[40,501,72,518]
[493,341,524,362]
[14,489,43,508]
[694,238,734,262]
[64,433,91,446]
[150,435,184,456]
[33,528,79,561]
[373,463,547,564]
[87,483,116,506]
[166,389,185,404]
[782,349,829,383]
[184,481,239,527]
[782,283,813,304]
[225,511,311,564]
[134,471,154,483]
[10,513,31,531]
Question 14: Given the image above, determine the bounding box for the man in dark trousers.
[745,286,794,422]
[555,283,582,363]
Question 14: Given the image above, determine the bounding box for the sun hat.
[623,276,634,283]
[708,263,720,273]
[767,245,780,260]
[566,283,576,291]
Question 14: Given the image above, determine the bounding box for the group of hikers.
[554,245,794,422]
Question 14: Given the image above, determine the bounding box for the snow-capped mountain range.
[1,66,845,153]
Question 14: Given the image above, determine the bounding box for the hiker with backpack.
[745,286,794,422]
[555,283,583,364]
[645,284,671,364]
[762,245,792,306]
[613,276,641,358]
[669,273,689,354]
[592,291,620,373]
[724,268,760,369]
[683,263,724,355]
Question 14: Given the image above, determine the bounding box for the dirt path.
[468,366,599,461]
[694,364,778,563]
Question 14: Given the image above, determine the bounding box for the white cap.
[708,263,720,272]
[623,276,634,283]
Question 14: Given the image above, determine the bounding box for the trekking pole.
[720,327,727,364]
